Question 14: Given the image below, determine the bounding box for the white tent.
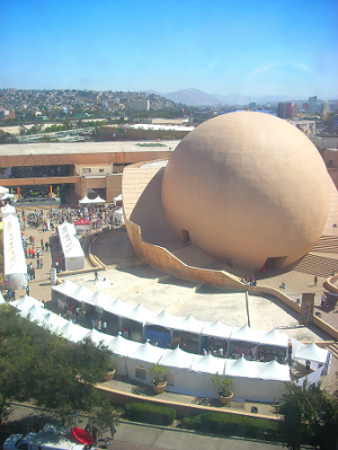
[86,290,112,309]
[112,208,125,224]
[226,356,258,379]
[107,335,141,376]
[145,309,181,330]
[92,195,106,204]
[11,295,44,311]
[79,196,92,204]
[87,329,115,347]
[294,342,329,368]
[59,322,91,343]
[68,285,94,304]
[58,222,85,271]
[52,280,79,297]
[1,203,17,216]
[258,328,289,348]
[20,305,49,324]
[106,298,133,317]
[0,186,9,195]
[113,194,123,206]
[126,342,165,384]
[123,303,155,325]
[174,315,207,335]
[202,320,233,339]
[3,214,27,289]
[40,312,69,334]
[230,325,263,345]
[159,346,195,369]
[258,359,290,381]
[187,354,227,398]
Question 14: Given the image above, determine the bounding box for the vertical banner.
[300,293,315,325]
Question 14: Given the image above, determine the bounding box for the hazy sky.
[1,0,337,98]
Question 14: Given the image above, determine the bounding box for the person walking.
[94,271,99,281]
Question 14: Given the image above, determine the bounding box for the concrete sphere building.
[161,112,331,270]
[123,112,336,287]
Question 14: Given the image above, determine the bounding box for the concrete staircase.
[326,342,338,360]
[311,235,338,254]
[293,253,338,278]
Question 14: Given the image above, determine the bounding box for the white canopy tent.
[11,295,44,311]
[123,303,155,325]
[107,335,141,376]
[126,342,166,384]
[294,342,329,370]
[40,312,69,334]
[112,208,125,224]
[79,196,92,204]
[20,305,49,323]
[59,321,91,343]
[92,196,106,204]
[187,354,227,398]
[258,328,289,348]
[3,214,27,289]
[145,309,181,330]
[58,222,85,271]
[174,315,207,335]
[113,194,123,206]
[1,203,17,216]
[230,325,263,344]
[202,321,233,339]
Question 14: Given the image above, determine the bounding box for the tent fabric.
[145,309,182,330]
[2,214,27,289]
[114,194,123,204]
[79,196,92,204]
[68,285,94,303]
[190,354,226,375]
[225,356,258,379]
[230,325,263,344]
[112,208,125,224]
[129,342,165,364]
[58,222,85,271]
[59,322,91,343]
[158,346,195,369]
[257,359,291,381]
[106,298,133,316]
[87,329,115,347]
[20,305,49,323]
[92,196,106,204]
[0,185,9,195]
[294,342,328,365]
[1,204,17,216]
[122,303,155,324]
[174,315,207,334]
[40,312,69,334]
[11,295,44,311]
[52,280,79,296]
[202,320,233,339]
[258,328,289,348]
[87,290,112,308]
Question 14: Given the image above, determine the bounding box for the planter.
[218,391,233,406]
[152,380,167,394]
[104,369,116,381]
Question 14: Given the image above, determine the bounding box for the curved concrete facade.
[161,112,331,270]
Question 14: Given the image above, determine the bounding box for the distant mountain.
[163,88,222,106]
[162,88,294,106]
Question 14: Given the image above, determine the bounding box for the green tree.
[274,379,338,449]
[0,305,117,427]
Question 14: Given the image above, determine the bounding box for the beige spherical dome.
[161,111,331,270]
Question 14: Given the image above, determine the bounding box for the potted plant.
[103,362,116,381]
[211,372,233,406]
[150,364,169,394]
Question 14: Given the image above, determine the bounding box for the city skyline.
[1,0,337,99]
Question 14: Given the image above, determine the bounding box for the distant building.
[0,108,16,120]
[309,96,318,114]
[129,99,150,112]
[277,103,297,119]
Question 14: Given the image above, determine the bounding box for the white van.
[3,425,91,450]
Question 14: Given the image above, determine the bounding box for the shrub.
[180,412,280,441]
[124,402,176,426]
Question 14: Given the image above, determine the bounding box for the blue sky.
[1,0,337,98]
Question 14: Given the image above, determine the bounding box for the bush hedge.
[180,412,280,441]
[124,402,176,426]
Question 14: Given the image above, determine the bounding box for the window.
[99,168,104,173]
[82,168,91,174]
[135,367,146,380]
